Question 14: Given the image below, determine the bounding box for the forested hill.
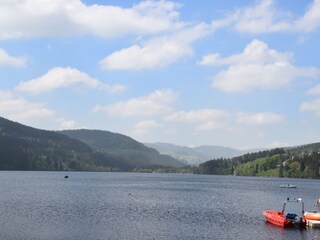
[2,115,320,177]
[197,145,320,178]
[60,129,186,168]
[0,116,130,171]
[0,117,185,171]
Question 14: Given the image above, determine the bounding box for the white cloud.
[269,140,289,148]
[0,91,55,121]
[199,39,292,66]
[58,118,77,129]
[93,89,178,117]
[2,0,319,40]
[0,90,76,129]
[15,67,125,94]
[0,48,27,67]
[300,98,320,116]
[211,0,320,34]
[232,0,291,33]
[0,0,182,40]
[99,84,126,94]
[132,120,162,135]
[236,112,285,125]
[294,0,320,32]
[164,108,230,131]
[164,108,228,123]
[307,85,320,95]
[196,121,228,131]
[100,23,209,70]
[199,39,319,92]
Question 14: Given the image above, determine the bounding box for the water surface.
[0,172,320,239]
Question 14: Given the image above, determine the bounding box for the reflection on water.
[0,172,320,240]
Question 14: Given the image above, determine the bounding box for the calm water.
[1,172,320,240]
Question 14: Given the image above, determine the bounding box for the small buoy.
[64,175,69,179]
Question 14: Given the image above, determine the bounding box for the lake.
[0,172,320,240]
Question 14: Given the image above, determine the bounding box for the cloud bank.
[93,89,178,117]
[236,112,285,125]
[199,39,319,92]
[0,90,76,129]
[0,0,183,39]
[15,67,125,94]
[0,48,27,67]
[212,0,320,34]
[100,24,210,70]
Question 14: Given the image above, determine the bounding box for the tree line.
[196,148,320,179]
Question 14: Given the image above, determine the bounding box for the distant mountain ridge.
[144,142,245,165]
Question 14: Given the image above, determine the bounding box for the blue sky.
[1,0,320,150]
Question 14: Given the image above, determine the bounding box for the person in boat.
[316,198,320,211]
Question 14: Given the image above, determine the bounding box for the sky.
[1,0,320,150]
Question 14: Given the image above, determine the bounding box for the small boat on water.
[279,184,296,188]
[305,198,320,221]
[263,198,306,228]
[305,212,320,221]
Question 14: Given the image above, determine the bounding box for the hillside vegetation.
[197,146,320,178]
[1,116,320,178]
[60,130,186,168]
[0,117,129,171]
[0,117,184,171]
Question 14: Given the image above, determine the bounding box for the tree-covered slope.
[0,117,130,171]
[60,129,186,168]
[197,146,320,178]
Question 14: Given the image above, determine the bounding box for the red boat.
[263,198,306,228]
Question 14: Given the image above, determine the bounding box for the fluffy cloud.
[199,39,319,92]
[199,39,292,66]
[0,0,182,39]
[164,108,229,131]
[211,0,320,33]
[294,0,320,32]
[132,120,162,135]
[2,0,319,39]
[300,98,320,116]
[307,85,320,95]
[236,112,285,125]
[0,91,54,121]
[164,108,228,123]
[269,140,289,148]
[211,0,291,33]
[0,48,27,67]
[100,23,209,70]
[231,0,291,33]
[15,67,125,94]
[0,90,76,129]
[93,89,178,116]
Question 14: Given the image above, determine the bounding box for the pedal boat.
[304,212,320,221]
[304,198,320,221]
[263,198,306,228]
